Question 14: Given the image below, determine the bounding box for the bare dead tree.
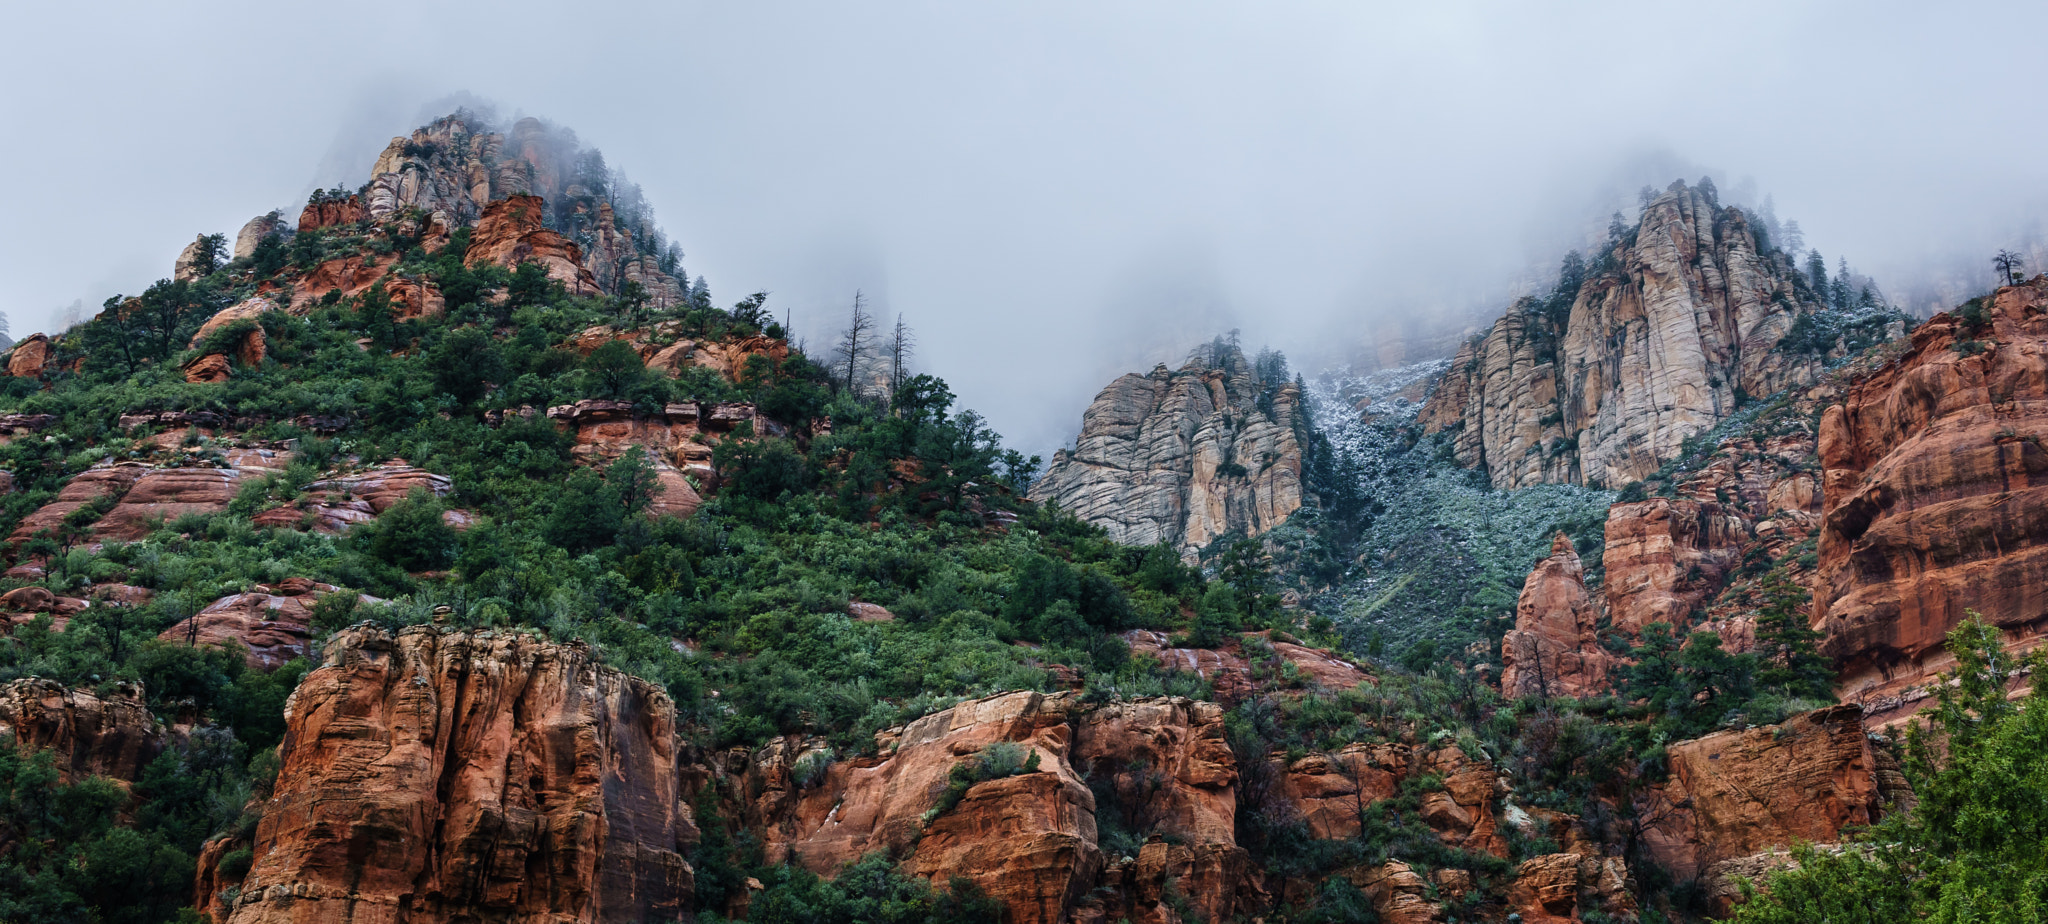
[1995,250,2027,287]
[836,290,874,397]
[886,313,915,400]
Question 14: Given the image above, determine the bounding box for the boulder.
[6,333,51,378]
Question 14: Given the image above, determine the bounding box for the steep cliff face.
[1816,277,2048,727]
[0,678,162,781]
[1639,704,1890,882]
[221,625,694,924]
[1501,533,1613,697]
[1030,345,1304,555]
[1421,182,1822,489]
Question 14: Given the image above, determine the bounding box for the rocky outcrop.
[1507,852,1637,924]
[7,461,149,543]
[174,234,214,282]
[1420,181,1822,489]
[1638,704,1887,882]
[1816,278,2048,727]
[466,194,599,295]
[221,625,694,924]
[285,251,399,312]
[0,679,162,781]
[156,579,351,671]
[1275,743,1506,856]
[1501,533,1613,697]
[188,296,276,373]
[1031,344,1304,556]
[297,195,362,232]
[1602,497,1751,635]
[564,325,789,382]
[741,691,1098,924]
[233,212,293,261]
[6,333,51,378]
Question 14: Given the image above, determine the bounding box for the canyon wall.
[1030,344,1304,556]
[1420,182,1823,490]
[219,625,694,924]
[1816,277,2048,727]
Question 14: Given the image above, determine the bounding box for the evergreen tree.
[1735,616,2048,922]
[1750,573,1831,700]
[1806,250,1829,296]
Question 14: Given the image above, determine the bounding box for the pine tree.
[1750,573,1831,700]
[1806,250,1828,296]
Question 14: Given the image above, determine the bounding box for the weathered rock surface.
[1502,533,1613,697]
[188,296,277,373]
[1031,344,1303,555]
[1276,743,1506,856]
[6,333,51,378]
[1507,852,1637,924]
[297,195,362,231]
[1602,497,1752,635]
[222,625,694,924]
[1420,181,1822,489]
[466,194,599,295]
[233,211,293,261]
[0,678,162,781]
[1639,704,1887,882]
[740,691,1098,924]
[1817,278,2048,726]
[156,578,349,671]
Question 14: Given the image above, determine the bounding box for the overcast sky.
[5,2,2046,454]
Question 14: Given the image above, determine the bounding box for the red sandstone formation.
[297,195,362,231]
[1501,533,1613,697]
[6,333,52,378]
[465,194,599,295]
[0,678,162,781]
[156,579,348,671]
[1638,704,1889,882]
[1072,698,1249,924]
[1602,497,1751,635]
[221,625,694,924]
[741,691,1099,924]
[1817,278,2048,726]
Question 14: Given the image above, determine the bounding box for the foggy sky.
[5,1,2047,456]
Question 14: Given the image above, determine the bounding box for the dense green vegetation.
[0,204,1303,921]
[1734,617,2048,923]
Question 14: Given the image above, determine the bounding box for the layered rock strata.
[220,625,694,924]
[1817,277,2048,726]
[1031,344,1304,555]
[1420,181,1822,489]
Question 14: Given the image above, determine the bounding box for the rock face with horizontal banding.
[1816,277,2048,726]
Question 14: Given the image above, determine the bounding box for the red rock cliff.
[221,625,693,924]
[1816,278,2048,726]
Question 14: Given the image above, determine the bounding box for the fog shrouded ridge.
[6,2,2048,455]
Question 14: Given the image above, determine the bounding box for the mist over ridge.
[6,2,2048,455]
